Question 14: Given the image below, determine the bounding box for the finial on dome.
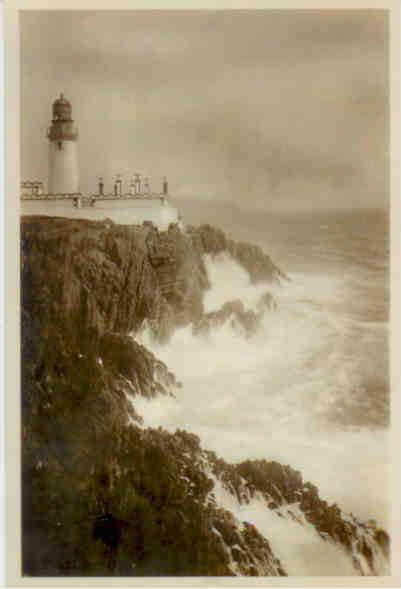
[52,93,72,121]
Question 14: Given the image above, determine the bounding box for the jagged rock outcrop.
[193,300,259,337]
[21,217,208,346]
[187,223,288,284]
[21,217,281,347]
[21,215,389,577]
[21,215,286,576]
[98,333,179,399]
[204,455,389,576]
[192,291,277,338]
[22,321,284,574]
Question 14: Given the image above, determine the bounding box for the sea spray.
[208,474,359,576]
[135,252,389,530]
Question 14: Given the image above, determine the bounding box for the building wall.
[20,200,180,231]
[48,140,79,194]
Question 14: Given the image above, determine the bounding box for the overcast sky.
[20,10,388,212]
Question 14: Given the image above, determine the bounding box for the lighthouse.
[47,93,79,194]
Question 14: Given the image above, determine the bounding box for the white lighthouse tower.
[47,93,79,195]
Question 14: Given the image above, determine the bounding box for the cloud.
[20,9,389,211]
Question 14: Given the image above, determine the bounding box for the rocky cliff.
[21,216,389,576]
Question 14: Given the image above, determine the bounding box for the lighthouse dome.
[52,93,72,121]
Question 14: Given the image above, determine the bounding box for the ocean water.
[135,205,390,529]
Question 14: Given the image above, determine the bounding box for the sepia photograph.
[5,1,401,584]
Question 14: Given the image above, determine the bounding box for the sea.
[135,199,391,531]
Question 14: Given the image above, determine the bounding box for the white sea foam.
[208,474,359,576]
[202,252,269,312]
[134,252,390,529]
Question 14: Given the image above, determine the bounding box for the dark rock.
[20,216,289,577]
[188,224,288,284]
[193,300,259,338]
[20,216,387,577]
[98,332,177,398]
[93,514,126,550]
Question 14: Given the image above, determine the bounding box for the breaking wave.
[135,250,390,530]
[209,474,358,576]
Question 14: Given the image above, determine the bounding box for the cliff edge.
[21,216,389,576]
